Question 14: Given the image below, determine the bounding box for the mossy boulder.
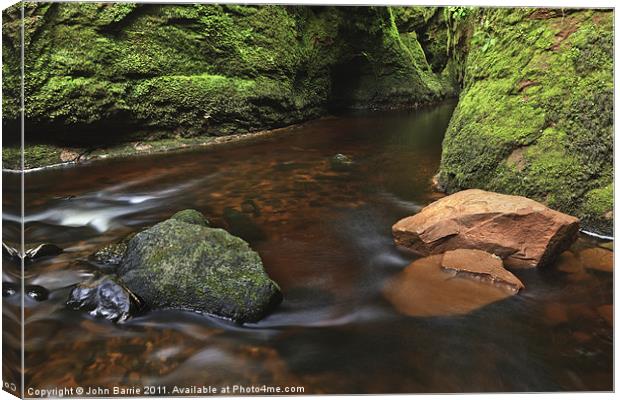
[438,8,613,235]
[118,217,281,322]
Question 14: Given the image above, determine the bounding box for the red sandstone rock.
[382,254,516,317]
[392,189,579,268]
[441,249,524,292]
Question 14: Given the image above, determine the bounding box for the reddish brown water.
[2,102,613,394]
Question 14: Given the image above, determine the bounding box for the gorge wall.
[2,3,454,149]
[437,8,613,236]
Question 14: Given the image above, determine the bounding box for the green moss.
[4,3,453,164]
[582,183,613,219]
[438,9,613,235]
[170,209,210,227]
[2,147,22,170]
[119,218,281,322]
[391,7,437,33]
[2,144,74,170]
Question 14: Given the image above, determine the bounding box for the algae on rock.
[119,217,282,322]
[2,3,454,169]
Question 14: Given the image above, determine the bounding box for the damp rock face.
[441,249,524,292]
[67,276,143,323]
[118,217,281,322]
[392,189,580,268]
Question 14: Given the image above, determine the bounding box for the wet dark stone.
[241,199,261,217]
[119,217,281,323]
[67,276,143,323]
[2,282,17,297]
[330,153,354,171]
[26,285,49,301]
[273,161,307,172]
[223,207,266,241]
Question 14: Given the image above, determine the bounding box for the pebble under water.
[2,101,613,394]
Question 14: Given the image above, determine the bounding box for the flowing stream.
[2,101,613,393]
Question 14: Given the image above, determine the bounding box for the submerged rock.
[118,217,281,322]
[223,207,266,242]
[241,199,261,217]
[579,247,613,272]
[330,153,354,171]
[67,275,143,323]
[392,189,579,268]
[441,249,524,292]
[383,254,516,317]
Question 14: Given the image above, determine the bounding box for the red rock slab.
[441,249,524,292]
[392,189,579,268]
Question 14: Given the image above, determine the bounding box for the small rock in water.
[579,247,613,272]
[431,173,446,192]
[67,276,143,323]
[241,199,261,217]
[59,149,80,162]
[170,209,210,227]
[223,207,266,241]
[440,249,524,292]
[25,285,49,301]
[2,282,17,297]
[330,153,354,171]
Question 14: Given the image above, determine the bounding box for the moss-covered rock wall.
[437,8,613,235]
[2,2,453,151]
